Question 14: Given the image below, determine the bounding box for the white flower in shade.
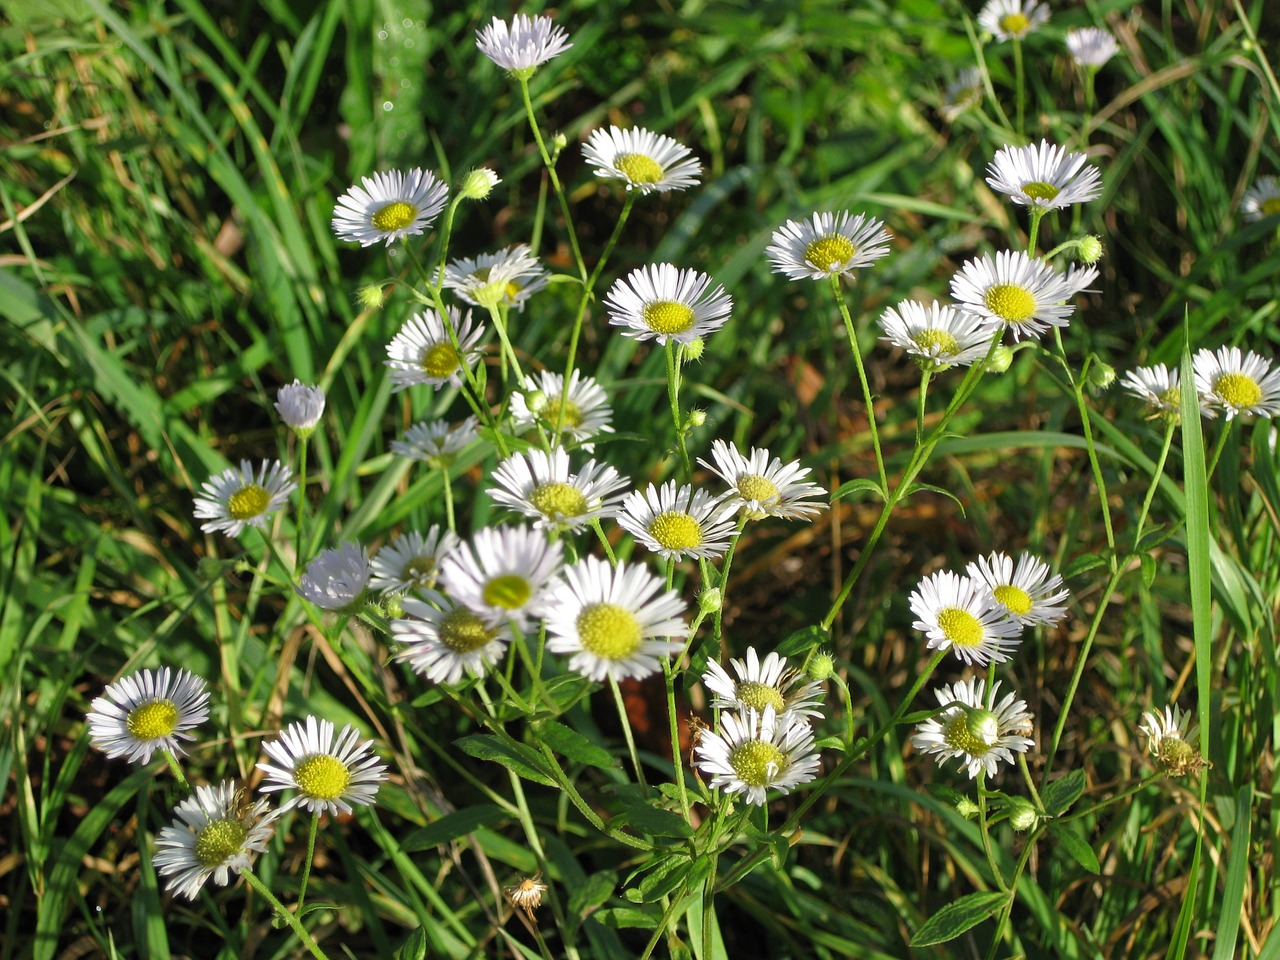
[154,781,276,900]
[966,551,1070,627]
[986,140,1103,211]
[702,647,825,722]
[603,264,732,346]
[444,244,550,311]
[274,380,326,435]
[392,593,512,684]
[582,125,702,195]
[1066,27,1120,67]
[257,716,387,816]
[911,677,1034,779]
[1193,346,1280,419]
[694,706,821,805]
[978,0,1049,41]
[370,526,460,595]
[950,250,1098,342]
[1122,364,1187,422]
[475,14,571,78]
[295,542,371,612]
[765,211,892,281]
[618,480,736,561]
[909,570,1024,665]
[390,416,481,468]
[878,300,997,370]
[543,556,688,681]
[489,448,629,531]
[509,369,614,449]
[940,67,983,123]
[194,460,296,538]
[439,526,564,630]
[698,438,828,522]
[87,668,210,765]
[1139,704,1204,775]
[1242,176,1280,221]
[332,168,448,247]
[385,307,486,392]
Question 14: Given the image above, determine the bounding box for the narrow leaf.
[911,891,1008,946]
[1048,822,1100,874]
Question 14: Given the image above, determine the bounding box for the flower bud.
[956,797,980,819]
[698,588,722,613]
[682,337,706,362]
[806,650,835,682]
[1087,359,1116,394]
[686,408,707,429]
[985,344,1014,374]
[459,168,500,200]
[1078,235,1104,264]
[1007,796,1038,832]
[357,284,387,310]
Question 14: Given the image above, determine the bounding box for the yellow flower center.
[1157,735,1197,775]
[737,474,780,504]
[482,574,533,610]
[439,606,499,653]
[993,583,1033,616]
[195,818,248,867]
[402,556,437,586]
[804,235,855,272]
[1157,386,1182,410]
[998,12,1029,36]
[370,201,417,232]
[936,606,984,648]
[1262,197,1280,216]
[420,342,461,379]
[642,300,696,335]
[943,708,999,756]
[912,329,961,356]
[1213,372,1263,409]
[614,153,664,184]
[535,393,583,430]
[735,681,786,714]
[729,739,787,787]
[126,699,179,740]
[648,511,703,550]
[227,483,271,520]
[529,481,589,520]
[1021,181,1060,202]
[984,283,1037,323]
[576,602,642,661]
[293,754,352,801]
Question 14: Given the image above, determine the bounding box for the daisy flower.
[985,140,1103,211]
[1139,704,1204,776]
[878,300,997,370]
[439,526,564,630]
[909,569,1024,665]
[194,459,295,538]
[1066,27,1120,68]
[332,168,448,247]
[698,438,828,521]
[475,14,571,78]
[87,667,210,765]
[153,781,276,900]
[390,416,481,467]
[274,380,325,435]
[489,448,630,531]
[702,647,825,721]
[617,480,736,561]
[603,263,732,345]
[978,0,1049,41]
[966,551,1070,627]
[392,593,512,684]
[509,369,614,449]
[370,526,460,595]
[1122,363,1186,422]
[295,542,371,612]
[257,716,387,816]
[911,677,1034,779]
[765,211,892,282]
[582,125,702,195]
[543,556,688,682]
[1242,176,1280,221]
[694,705,821,805]
[444,244,550,311]
[950,250,1098,341]
[1193,346,1280,419]
[940,67,983,123]
[385,307,486,391]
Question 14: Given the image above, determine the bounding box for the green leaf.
[1140,552,1157,588]
[592,907,660,930]
[1210,785,1252,960]
[910,891,1008,946]
[394,928,428,960]
[568,871,615,919]
[401,805,507,852]
[903,481,966,515]
[1042,769,1087,816]
[775,624,829,658]
[1063,552,1107,579]
[537,720,618,771]
[831,477,883,502]
[455,735,557,787]
[1048,822,1100,874]
[616,801,694,839]
[637,856,693,902]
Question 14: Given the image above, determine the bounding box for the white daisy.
[391,593,512,684]
[908,569,1024,665]
[985,140,1103,211]
[1139,704,1204,775]
[950,250,1098,341]
[1121,363,1186,421]
[389,416,481,467]
[295,542,371,612]
[1242,176,1280,221]
[765,211,892,282]
[274,380,326,435]
[603,263,732,345]
[940,67,983,123]
[1066,27,1120,68]
[370,526,460,595]
[582,125,702,195]
[443,244,550,311]
[332,168,448,247]
[257,716,388,816]
[910,677,1035,779]
[509,369,614,449]
[1193,346,1280,419]
[878,300,997,370]
[153,781,276,900]
[475,14,571,78]
[978,0,1049,41]
[617,480,736,561]
[702,647,825,721]
[698,438,828,521]
[543,556,688,682]
[489,448,630,531]
[385,307,486,392]
[439,526,564,630]
[966,551,1070,627]
[193,459,295,538]
[694,705,821,806]
[87,667,211,765]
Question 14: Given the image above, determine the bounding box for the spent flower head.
[194,459,295,538]
[911,677,1035,779]
[295,542,371,612]
[332,168,447,247]
[765,211,892,282]
[582,125,702,194]
[257,716,387,816]
[154,781,276,900]
[476,14,571,79]
[274,380,326,437]
[940,67,983,123]
[87,667,210,765]
[1139,705,1206,776]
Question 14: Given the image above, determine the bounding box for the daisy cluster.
[1122,347,1280,423]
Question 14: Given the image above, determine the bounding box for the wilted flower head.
[275,380,326,436]
[296,542,372,612]
[1139,705,1206,776]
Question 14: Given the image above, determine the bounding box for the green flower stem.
[666,342,692,477]
[1060,772,1165,823]
[609,674,648,792]
[1026,207,1046,255]
[440,464,456,532]
[1134,421,1177,539]
[161,749,191,792]
[485,301,525,386]
[295,811,320,912]
[701,848,719,960]
[661,619,693,822]
[830,274,887,493]
[517,77,585,282]
[975,771,1010,894]
[711,517,748,653]
[294,433,309,564]
[241,869,332,960]
[916,368,933,447]
[430,196,463,290]
[534,741,651,851]
[590,518,617,565]
[1205,419,1234,481]
[982,832,1036,960]
[1016,753,1046,815]
[640,890,691,960]
[1013,38,1025,136]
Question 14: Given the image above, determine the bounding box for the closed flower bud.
[1007,796,1038,831]
[1078,235,1104,263]
[698,588,722,613]
[805,650,835,682]
[357,284,387,310]
[986,344,1014,374]
[956,797,980,819]
[459,168,500,200]
[1087,359,1116,394]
